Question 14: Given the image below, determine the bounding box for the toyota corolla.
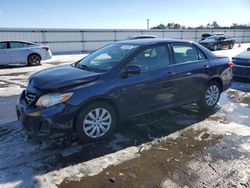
[16,39,233,141]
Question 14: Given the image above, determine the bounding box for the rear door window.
[172,43,206,64]
[10,42,30,48]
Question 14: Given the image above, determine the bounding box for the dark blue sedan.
[16,39,233,141]
[232,48,250,82]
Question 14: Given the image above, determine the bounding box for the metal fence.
[0,28,249,54]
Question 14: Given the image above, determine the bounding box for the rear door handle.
[186,72,192,76]
[168,71,176,75]
[203,65,209,72]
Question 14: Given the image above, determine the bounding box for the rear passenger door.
[8,42,30,64]
[170,43,211,103]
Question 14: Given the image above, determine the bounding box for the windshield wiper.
[74,63,94,72]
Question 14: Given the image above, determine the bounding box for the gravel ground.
[0,44,250,188]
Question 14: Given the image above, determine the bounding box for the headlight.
[36,92,73,107]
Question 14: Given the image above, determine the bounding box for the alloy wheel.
[205,85,220,106]
[83,108,112,138]
[28,54,41,66]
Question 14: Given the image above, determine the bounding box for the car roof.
[0,40,37,45]
[118,38,193,45]
[126,35,156,40]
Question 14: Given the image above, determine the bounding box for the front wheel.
[213,44,218,51]
[229,43,234,49]
[75,102,116,142]
[198,81,221,110]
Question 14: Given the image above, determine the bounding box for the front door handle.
[203,65,209,72]
[167,71,176,77]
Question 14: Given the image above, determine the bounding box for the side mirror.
[123,65,141,77]
[247,48,250,51]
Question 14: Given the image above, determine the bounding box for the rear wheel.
[75,102,116,142]
[27,54,41,66]
[199,81,221,110]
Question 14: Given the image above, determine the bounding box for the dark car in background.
[232,48,250,82]
[199,35,235,51]
[200,33,224,41]
[126,35,156,40]
[16,39,233,141]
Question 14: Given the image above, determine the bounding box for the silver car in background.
[0,41,52,66]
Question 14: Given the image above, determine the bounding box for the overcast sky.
[0,0,249,29]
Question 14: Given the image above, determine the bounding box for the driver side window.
[128,46,170,72]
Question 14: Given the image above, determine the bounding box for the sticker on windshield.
[120,45,137,50]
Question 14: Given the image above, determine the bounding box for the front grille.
[25,92,36,105]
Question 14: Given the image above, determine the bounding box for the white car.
[0,41,52,66]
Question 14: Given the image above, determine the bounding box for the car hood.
[29,65,101,91]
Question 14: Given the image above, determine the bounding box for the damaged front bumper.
[16,90,78,138]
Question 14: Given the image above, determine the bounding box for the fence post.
[180,30,183,39]
[114,30,117,42]
[242,29,245,43]
[42,30,46,44]
[81,30,85,52]
[195,30,198,42]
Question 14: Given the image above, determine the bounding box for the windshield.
[206,35,222,40]
[77,43,139,72]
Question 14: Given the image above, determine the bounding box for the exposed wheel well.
[209,77,223,92]
[73,98,119,131]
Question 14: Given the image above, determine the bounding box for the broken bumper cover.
[16,91,77,138]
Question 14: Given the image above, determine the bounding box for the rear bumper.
[42,51,52,61]
[16,91,77,138]
[233,65,250,79]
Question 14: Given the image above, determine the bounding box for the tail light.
[43,47,50,51]
[228,61,234,68]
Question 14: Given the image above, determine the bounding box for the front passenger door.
[0,42,10,65]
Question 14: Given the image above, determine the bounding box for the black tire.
[27,54,41,66]
[75,101,116,142]
[213,44,218,51]
[198,81,221,110]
